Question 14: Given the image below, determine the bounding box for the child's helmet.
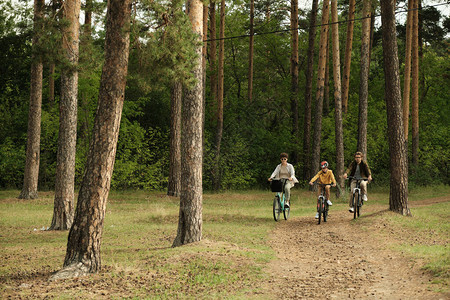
[321,161,328,169]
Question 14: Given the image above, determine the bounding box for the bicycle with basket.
[270,179,290,221]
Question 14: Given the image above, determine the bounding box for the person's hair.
[280,152,289,159]
[355,151,363,157]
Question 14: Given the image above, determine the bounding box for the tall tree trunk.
[357,0,371,157]
[19,0,44,200]
[403,0,414,140]
[168,82,182,197]
[202,3,208,149]
[78,0,93,145]
[209,1,217,123]
[213,0,225,191]
[341,0,355,114]
[248,0,254,102]
[418,0,425,103]
[48,0,59,108]
[49,64,55,107]
[173,0,204,247]
[311,0,330,175]
[331,0,344,196]
[290,0,299,163]
[302,0,319,180]
[50,0,81,230]
[323,33,330,115]
[49,0,132,280]
[411,0,419,165]
[84,0,92,36]
[380,0,411,216]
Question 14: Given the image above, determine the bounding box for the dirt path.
[262,198,449,300]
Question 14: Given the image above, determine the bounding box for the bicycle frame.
[315,183,331,224]
[272,179,290,221]
[348,176,368,219]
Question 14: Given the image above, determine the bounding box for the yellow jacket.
[310,169,336,185]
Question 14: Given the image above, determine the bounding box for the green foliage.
[0,0,449,191]
[112,113,170,190]
[0,138,25,188]
[130,0,199,91]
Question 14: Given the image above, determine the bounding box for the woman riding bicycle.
[343,151,373,213]
[268,153,298,208]
[309,161,337,219]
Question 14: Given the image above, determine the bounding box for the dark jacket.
[345,160,372,178]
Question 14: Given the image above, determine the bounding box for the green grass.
[0,186,449,298]
[382,200,450,290]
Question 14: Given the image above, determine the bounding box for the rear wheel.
[273,196,281,221]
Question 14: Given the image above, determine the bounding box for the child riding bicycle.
[309,161,337,219]
[268,152,299,208]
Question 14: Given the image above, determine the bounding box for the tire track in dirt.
[262,199,449,299]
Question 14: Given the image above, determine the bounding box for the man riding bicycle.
[343,151,373,213]
[309,161,337,219]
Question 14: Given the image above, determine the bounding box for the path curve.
[262,198,449,299]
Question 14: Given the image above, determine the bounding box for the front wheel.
[356,195,361,217]
[273,196,281,221]
[323,203,328,222]
[283,198,290,220]
[317,198,322,225]
[353,192,359,219]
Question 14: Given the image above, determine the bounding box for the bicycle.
[314,183,332,224]
[347,176,369,219]
[270,179,290,221]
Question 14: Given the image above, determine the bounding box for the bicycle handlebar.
[346,176,368,181]
[312,182,334,186]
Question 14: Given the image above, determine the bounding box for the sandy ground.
[260,197,449,300]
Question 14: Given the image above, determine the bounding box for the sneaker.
[285,201,290,208]
[362,194,368,201]
[327,200,333,206]
[315,212,319,219]
[349,207,354,213]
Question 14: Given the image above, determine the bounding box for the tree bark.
[50,0,81,230]
[323,33,330,115]
[209,1,217,123]
[290,0,299,163]
[173,0,203,247]
[411,0,419,165]
[84,0,92,36]
[302,0,319,180]
[331,0,344,196]
[311,0,330,175]
[49,64,55,107]
[49,0,132,280]
[168,82,182,197]
[202,3,208,150]
[341,0,355,114]
[19,0,44,200]
[403,0,414,140]
[48,0,59,108]
[357,0,371,157]
[213,0,225,191]
[248,0,254,102]
[380,0,411,216]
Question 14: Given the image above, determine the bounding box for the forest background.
[0,0,449,193]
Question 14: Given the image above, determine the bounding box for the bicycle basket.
[270,180,283,192]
